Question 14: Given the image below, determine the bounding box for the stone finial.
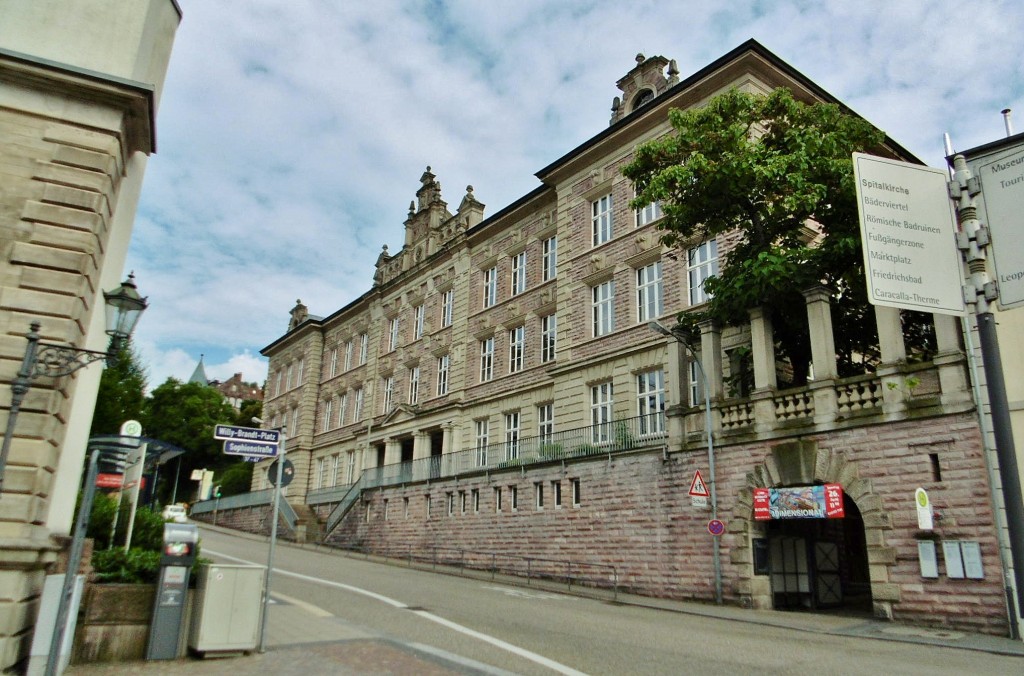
[288,299,309,331]
[635,53,645,64]
[409,200,416,216]
[667,59,680,85]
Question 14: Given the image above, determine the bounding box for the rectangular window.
[447,492,454,517]
[472,488,480,513]
[460,490,466,514]
[590,382,613,443]
[275,369,283,397]
[414,304,425,340]
[382,376,394,414]
[316,457,327,489]
[475,419,489,467]
[353,387,364,421]
[510,485,518,511]
[286,363,294,390]
[689,359,704,408]
[508,326,525,373]
[688,240,719,305]
[344,340,353,371]
[541,314,557,363]
[404,497,410,519]
[426,494,432,519]
[572,478,581,507]
[636,200,663,227]
[359,333,368,364]
[436,354,450,396]
[408,366,420,405]
[637,370,666,435]
[511,251,527,296]
[290,408,299,436]
[505,411,520,460]
[636,261,663,323]
[441,289,454,327]
[494,486,502,512]
[552,480,562,507]
[346,451,356,484]
[338,392,348,427]
[482,266,498,308]
[331,454,341,487]
[592,280,615,337]
[542,236,557,281]
[538,403,554,442]
[296,359,304,385]
[322,398,333,432]
[535,482,544,509]
[592,193,613,246]
[480,336,494,382]
[384,498,389,521]
[388,317,400,352]
[329,348,338,378]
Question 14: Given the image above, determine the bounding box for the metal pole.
[0,322,41,495]
[45,450,100,676]
[952,154,1024,635]
[258,429,285,654]
[170,456,181,504]
[690,353,723,605]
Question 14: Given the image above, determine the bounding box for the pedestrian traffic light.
[214,485,221,498]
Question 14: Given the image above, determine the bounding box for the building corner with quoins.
[0,1,180,670]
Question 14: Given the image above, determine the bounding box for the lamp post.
[650,321,722,605]
[0,274,148,493]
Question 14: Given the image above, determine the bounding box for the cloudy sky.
[129,0,1024,389]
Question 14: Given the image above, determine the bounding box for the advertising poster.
[753,484,845,520]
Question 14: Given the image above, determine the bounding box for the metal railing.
[190,488,273,514]
[334,543,619,600]
[322,414,666,536]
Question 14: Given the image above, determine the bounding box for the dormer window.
[632,88,655,111]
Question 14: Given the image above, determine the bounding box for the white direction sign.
[853,153,965,315]
[214,424,280,444]
[962,138,1024,309]
[223,440,278,458]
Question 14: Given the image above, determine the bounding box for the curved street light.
[0,274,148,493]
[650,320,722,605]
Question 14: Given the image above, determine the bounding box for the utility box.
[188,564,265,656]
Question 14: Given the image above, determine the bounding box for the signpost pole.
[950,154,1024,637]
[258,427,285,654]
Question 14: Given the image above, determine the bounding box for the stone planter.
[72,583,155,663]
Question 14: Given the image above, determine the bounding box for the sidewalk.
[65,594,515,676]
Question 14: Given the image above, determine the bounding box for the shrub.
[92,548,161,584]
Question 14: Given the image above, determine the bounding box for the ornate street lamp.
[0,274,148,492]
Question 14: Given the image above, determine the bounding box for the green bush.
[92,548,161,584]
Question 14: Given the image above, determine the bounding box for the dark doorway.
[430,430,444,478]
[400,438,414,482]
[767,494,871,613]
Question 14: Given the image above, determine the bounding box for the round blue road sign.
[707,519,725,536]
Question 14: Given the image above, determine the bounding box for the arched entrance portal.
[765,494,871,612]
[731,440,895,619]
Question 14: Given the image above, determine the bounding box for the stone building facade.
[246,41,1011,634]
[0,2,180,669]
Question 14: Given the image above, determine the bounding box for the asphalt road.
[197,527,1023,675]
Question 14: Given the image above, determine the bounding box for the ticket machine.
[146,523,198,660]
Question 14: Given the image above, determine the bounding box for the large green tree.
[624,87,907,385]
[89,337,147,435]
[142,378,237,501]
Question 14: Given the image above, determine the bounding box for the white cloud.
[129,0,1024,384]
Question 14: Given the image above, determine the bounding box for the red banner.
[96,473,124,488]
[824,483,845,518]
[753,488,771,521]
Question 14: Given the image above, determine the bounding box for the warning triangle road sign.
[688,470,710,497]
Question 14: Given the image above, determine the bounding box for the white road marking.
[204,548,589,676]
[481,585,571,601]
